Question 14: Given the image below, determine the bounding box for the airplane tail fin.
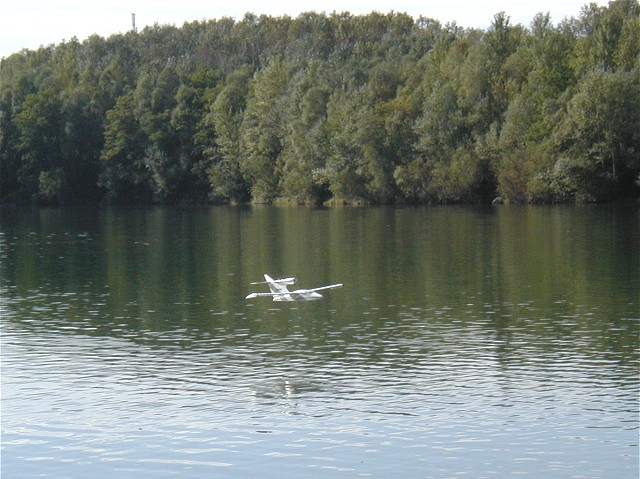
[264,274,283,294]
[263,274,296,294]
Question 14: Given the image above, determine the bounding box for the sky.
[1,0,601,59]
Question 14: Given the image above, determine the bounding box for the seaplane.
[246,274,343,301]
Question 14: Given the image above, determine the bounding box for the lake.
[1,204,638,478]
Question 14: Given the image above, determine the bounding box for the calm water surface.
[1,205,638,478]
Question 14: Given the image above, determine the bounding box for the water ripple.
[2,204,638,478]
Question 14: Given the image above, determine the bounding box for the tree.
[99,92,150,202]
[170,66,222,201]
[572,0,640,73]
[2,6,638,205]
[553,68,640,200]
[278,65,332,204]
[205,65,251,203]
[12,88,64,202]
[240,58,289,202]
[324,88,368,202]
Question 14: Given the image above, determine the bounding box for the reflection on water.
[1,205,638,478]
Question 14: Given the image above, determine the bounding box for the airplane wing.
[250,277,296,285]
[303,283,343,293]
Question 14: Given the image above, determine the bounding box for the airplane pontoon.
[246,274,343,301]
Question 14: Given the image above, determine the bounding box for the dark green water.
[1,205,638,478]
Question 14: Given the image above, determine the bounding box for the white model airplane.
[246,274,343,301]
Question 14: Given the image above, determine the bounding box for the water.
[1,205,638,478]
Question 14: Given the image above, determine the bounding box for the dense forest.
[1,1,639,205]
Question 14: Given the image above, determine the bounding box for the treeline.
[1,1,639,205]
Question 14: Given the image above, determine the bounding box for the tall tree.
[1,5,638,205]
[12,88,65,202]
[99,92,150,202]
[205,65,251,203]
[279,64,332,203]
[240,58,289,202]
[554,68,640,200]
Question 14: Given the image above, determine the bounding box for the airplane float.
[246,274,343,301]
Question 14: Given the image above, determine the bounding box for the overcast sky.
[1,0,600,58]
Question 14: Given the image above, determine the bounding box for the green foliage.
[1,3,639,205]
[204,65,251,203]
[99,92,150,203]
[278,64,332,204]
[552,67,640,200]
[239,57,289,203]
[37,168,65,203]
[324,88,369,202]
[12,88,65,200]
